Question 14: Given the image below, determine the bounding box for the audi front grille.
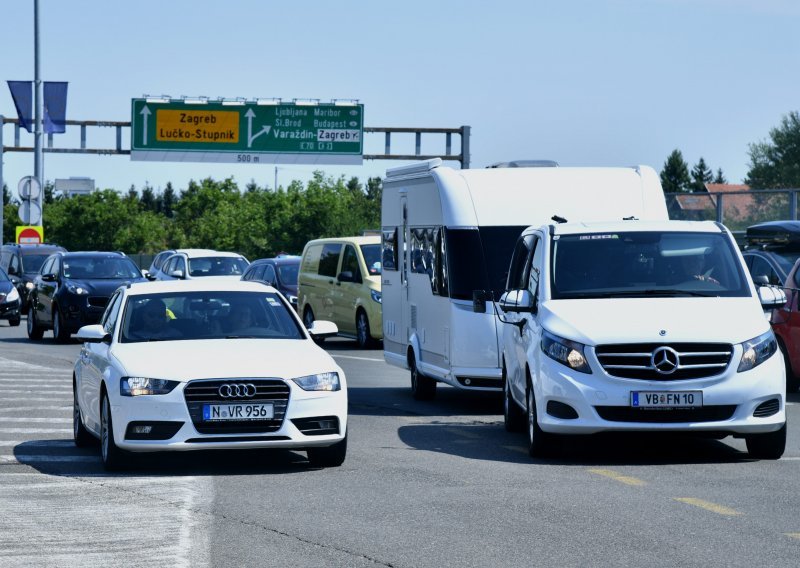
[183,379,290,434]
[595,342,733,380]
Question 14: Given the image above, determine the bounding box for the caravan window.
[445,226,527,301]
[382,229,398,271]
[410,227,449,296]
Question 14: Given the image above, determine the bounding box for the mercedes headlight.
[541,330,591,374]
[120,377,180,396]
[292,372,340,391]
[67,283,89,295]
[737,329,777,372]
[370,290,382,304]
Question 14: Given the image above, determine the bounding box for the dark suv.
[0,243,67,313]
[27,251,147,341]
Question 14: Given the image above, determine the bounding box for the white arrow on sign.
[140,105,152,146]
[245,109,271,148]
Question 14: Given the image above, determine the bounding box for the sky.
[1,0,799,199]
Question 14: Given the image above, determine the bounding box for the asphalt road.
[0,319,799,567]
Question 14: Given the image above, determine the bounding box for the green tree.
[140,185,157,212]
[660,149,691,193]
[690,157,713,192]
[713,168,727,184]
[162,182,177,218]
[746,110,800,188]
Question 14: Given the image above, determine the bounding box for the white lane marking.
[0,428,71,433]
[0,357,63,372]
[0,377,68,381]
[0,473,212,566]
[330,354,384,362]
[0,388,72,393]
[0,454,97,464]
[0,417,71,423]
[0,397,72,402]
[0,406,71,412]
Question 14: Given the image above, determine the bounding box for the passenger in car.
[680,253,720,285]
[131,299,182,339]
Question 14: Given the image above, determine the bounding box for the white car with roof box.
[499,219,788,459]
[73,279,346,469]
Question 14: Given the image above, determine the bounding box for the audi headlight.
[541,330,591,374]
[293,372,340,391]
[67,283,89,295]
[120,377,180,396]
[737,329,777,372]
[6,287,19,302]
[370,290,382,304]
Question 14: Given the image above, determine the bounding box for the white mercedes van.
[499,219,787,459]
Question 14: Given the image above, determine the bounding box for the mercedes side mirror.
[758,285,787,311]
[499,289,535,313]
[41,273,57,282]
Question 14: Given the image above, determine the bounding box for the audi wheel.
[307,433,347,467]
[73,384,94,448]
[100,391,129,470]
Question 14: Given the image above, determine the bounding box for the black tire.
[9,316,21,327]
[410,354,436,400]
[53,307,71,343]
[303,307,325,344]
[73,384,94,448]
[745,423,786,460]
[307,433,347,467]
[356,310,377,349]
[504,366,525,432]
[100,391,129,470]
[526,379,556,458]
[27,308,44,340]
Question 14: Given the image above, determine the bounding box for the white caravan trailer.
[381,158,669,399]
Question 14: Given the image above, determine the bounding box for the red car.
[770,260,800,392]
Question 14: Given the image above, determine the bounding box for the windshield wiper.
[594,289,716,298]
[225,335,261,339]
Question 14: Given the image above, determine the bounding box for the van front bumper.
[535,349,786,435]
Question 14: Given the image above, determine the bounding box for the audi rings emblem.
[218,383,257,398]
[651,346,680,375]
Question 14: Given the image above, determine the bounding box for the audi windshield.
[120,291,304,343]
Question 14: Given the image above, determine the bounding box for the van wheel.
[303,307,325,344]
[356,310,376,349]
[410,355,436,400]
[526,379,555,458]
[53,307,71,343]
[504,367,525,432]
[745,423,786,460]
[779,342,799,393]
[27,308,44,340]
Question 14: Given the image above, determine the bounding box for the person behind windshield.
[680,253,719,284]
[225,303,261,335]
[131,298,181,339]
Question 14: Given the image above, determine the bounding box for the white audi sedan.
[73,280,346,470]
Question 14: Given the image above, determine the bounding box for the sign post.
[130,99,364,165]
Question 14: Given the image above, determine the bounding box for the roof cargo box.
[745,220,800,249]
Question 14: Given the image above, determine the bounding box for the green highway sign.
[130,99,364,165]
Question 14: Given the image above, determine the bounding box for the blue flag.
[7,81,33,133]
[43,81,68,134]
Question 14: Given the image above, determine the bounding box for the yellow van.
[298,236,382,348]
